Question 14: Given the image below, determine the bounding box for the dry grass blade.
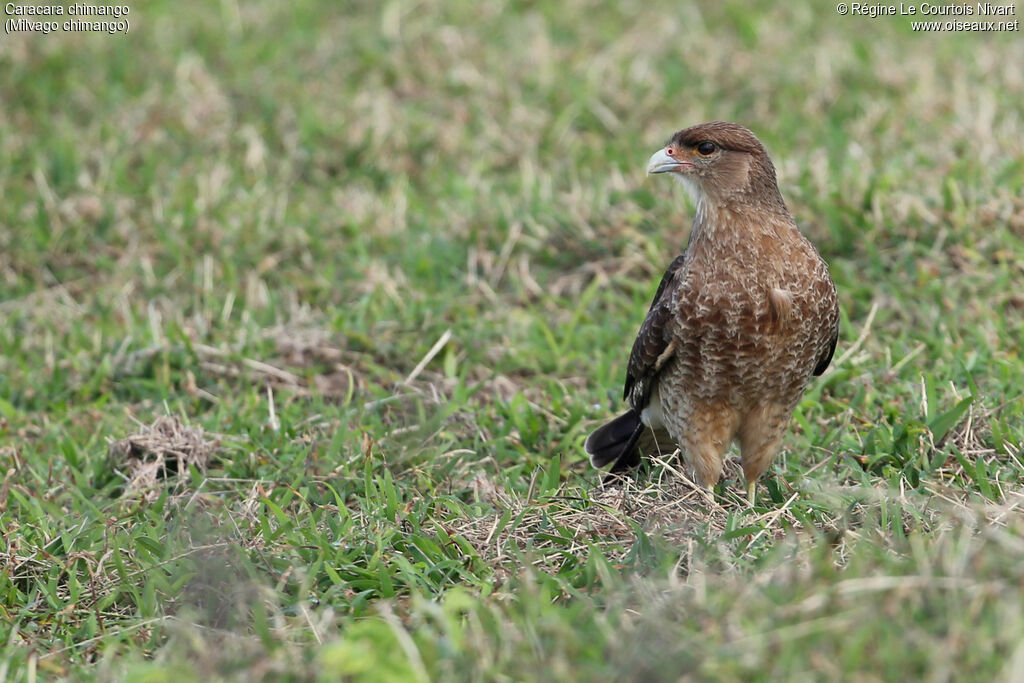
[108,416,218,500]
[456,462,742,571]
[404,329,453,385]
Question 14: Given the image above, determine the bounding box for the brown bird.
[585,122,839,505]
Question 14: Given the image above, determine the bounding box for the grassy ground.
[2,0,1023,680]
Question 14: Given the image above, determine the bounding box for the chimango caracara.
[585,122,839,505]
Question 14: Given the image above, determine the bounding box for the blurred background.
[3,0,1022,389]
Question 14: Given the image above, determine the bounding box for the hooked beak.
[646,148,690,176]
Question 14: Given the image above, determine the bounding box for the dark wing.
[622,253,686,406]
[813,327,838,376]
[812,274,840,377]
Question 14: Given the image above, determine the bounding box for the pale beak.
[646,148,688,175]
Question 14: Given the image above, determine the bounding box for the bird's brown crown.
[663,122,786,213]
[668,121,767,157]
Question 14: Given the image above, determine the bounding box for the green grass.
[2,0,1023,679]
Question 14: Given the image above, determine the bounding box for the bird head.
[646,121,785,210]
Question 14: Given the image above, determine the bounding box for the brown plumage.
[585,122,839,505]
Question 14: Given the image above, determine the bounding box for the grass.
[1,0,1023,679]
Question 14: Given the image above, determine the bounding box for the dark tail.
[584,409,644,472]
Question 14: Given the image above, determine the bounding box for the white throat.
[672,174,707,227]
[672,173,704,209]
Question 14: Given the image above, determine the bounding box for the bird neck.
[688,197,794,252]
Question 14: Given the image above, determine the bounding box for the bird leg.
[738,404,789,508]
[681,405,738,493]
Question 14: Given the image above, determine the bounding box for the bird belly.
[671,305,823,409]
[656,251,837,461]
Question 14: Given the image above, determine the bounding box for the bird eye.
[696,141,717,156]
